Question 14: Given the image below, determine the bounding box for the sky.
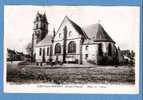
[4,6,140,53]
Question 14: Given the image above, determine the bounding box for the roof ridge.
[56,16,88,39]
[66,17,88,39]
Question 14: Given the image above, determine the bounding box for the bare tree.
[26,42,32,56]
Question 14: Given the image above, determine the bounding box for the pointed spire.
[43,12,46,17]
[42,12,48,23]
[43,11,46,15]
[37,11,39,14]
[35,11,41,21]
[37,11,40,16]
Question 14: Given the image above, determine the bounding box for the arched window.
[68,41,76,53]
[36,24,38,29]
[47,47,49,56]
[39,48,42,56]
[98,43,103,56]
[85,54,88,59]
[108,43,112,56]
[85,45,88,50]
[55,43,61,54]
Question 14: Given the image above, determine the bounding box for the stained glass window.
[68,41,76,53]
[55,43,61,54]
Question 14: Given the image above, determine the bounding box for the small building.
[120,50,135,65]
[7,49,17,61]
[7,49,25,61]
[32,12,120,65]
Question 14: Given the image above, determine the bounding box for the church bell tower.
[31,11,49,61]
[33,11,49,43]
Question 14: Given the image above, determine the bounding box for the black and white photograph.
[4,6,139,93]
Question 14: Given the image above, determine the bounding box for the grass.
[6,62,135,84]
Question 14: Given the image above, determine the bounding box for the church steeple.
[33,11,49,43]
[43,12,48,23]
[31,12,49,61]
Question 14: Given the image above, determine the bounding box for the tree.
[130,50,135,65]
[130,50,135,58]
[26,42,32,56]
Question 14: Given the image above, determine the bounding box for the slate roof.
[82,23,115,43]
[35,33,53,47]
[66,17,115,43]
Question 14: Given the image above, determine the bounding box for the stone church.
[32,12,121,65]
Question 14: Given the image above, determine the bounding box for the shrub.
[87,60,96,65]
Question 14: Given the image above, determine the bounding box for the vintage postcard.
[4,5,140,94]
